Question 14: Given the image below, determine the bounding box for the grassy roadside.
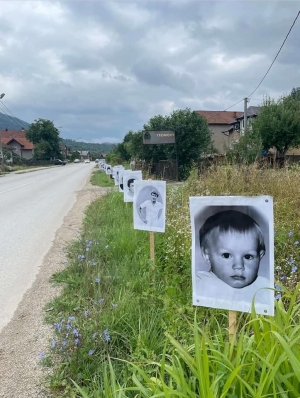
[90,169,115,187]
[43,166,300,397]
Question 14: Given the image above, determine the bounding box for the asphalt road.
[0,163,95,332]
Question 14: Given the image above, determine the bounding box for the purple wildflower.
[88,349,95,356]
[73,328,79,337]
[292,266,298,273]
[95,278,100,283]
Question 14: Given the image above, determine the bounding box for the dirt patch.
[0,180,108,398]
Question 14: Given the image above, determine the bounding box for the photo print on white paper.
[133,180,166,233]
[118,169,132,192]
[105,164,112,175]
[189,196,274,316]
[113,165,124,185]
[123,171,142,202]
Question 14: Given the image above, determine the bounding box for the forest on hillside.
[61,138,115,154]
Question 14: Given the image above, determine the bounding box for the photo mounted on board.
[118,169,132,192]
[189,196,274,316]
[123,171,142,202]
[113,165,124,185]
[133,180,166,233]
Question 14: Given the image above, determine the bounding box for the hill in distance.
[0,112,30,130]
[61,138,115,154]
[0,112,115,154]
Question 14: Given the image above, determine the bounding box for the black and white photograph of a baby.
[197,209,269,292]
[137,187,164,228]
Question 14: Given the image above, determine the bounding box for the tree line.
[109,87,300,176]
[24,87,300,174]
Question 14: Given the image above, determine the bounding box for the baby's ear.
[259,250,265,260]
[201,247,211,265]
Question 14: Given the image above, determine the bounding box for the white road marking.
[0,180,36,194]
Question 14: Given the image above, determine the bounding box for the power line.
[205,10,300,123]
[248,10,300,98]
[0,103,24,130]
[0,100,29,130]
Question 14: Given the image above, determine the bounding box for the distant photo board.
[113,165,124,185]
[123,171,142,202]
[105,164,112,175]
[142,130,175,145]
[119,169,132,192]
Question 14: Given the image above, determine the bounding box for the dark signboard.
[143,130,176,145]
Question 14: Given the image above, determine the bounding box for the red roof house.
[195,110,243,153]
[0,130,34,159]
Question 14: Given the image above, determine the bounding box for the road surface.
[0,163,94,332]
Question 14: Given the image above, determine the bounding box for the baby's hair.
[151,191,159,197]
[199,210,265,253]
[127,178,135,187]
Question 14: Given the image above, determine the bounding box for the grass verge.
[90,169,115,187]
[43,164,300,397]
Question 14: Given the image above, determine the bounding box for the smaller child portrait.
[113,166,124,185]
[123,171,142,202]
[105,164,112,175]
[98,159,105,169]
[118,169,132,192]
[189,196,274,316]
[133,180,166,233]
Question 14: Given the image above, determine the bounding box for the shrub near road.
[44,167,300,397]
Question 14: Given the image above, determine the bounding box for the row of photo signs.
[99,160,275,317]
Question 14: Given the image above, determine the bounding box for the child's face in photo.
[202,230,264,288]
[129,181,134,193]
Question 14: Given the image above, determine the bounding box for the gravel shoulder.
[0,178,108,398]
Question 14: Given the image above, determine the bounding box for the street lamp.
[0,93,6,168]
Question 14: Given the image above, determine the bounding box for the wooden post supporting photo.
[229,310,237,342]
[148,177,155,267]
[150,231,155,264]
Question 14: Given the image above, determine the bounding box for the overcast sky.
[0,1,299,143]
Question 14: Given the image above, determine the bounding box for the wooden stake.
[229,310,236,342]
[147,177,155,265]
[149,231,155,263]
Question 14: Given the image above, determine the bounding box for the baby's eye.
[222,253,231,259]
[244,254,254,260]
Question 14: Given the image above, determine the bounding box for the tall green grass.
[44,164,300,397]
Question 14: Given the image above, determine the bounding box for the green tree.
[143,108,212,179]
[26,119,61,160]
[252,93,300,159]
[226,129,262,164]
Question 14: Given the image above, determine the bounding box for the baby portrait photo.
[189,196,274,316]
[133,180,166,233]
[123,171,142,202]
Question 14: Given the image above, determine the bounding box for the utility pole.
[0,93,5,169]
[243,97,248,136]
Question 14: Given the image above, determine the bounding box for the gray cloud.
[0,0,299,143]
